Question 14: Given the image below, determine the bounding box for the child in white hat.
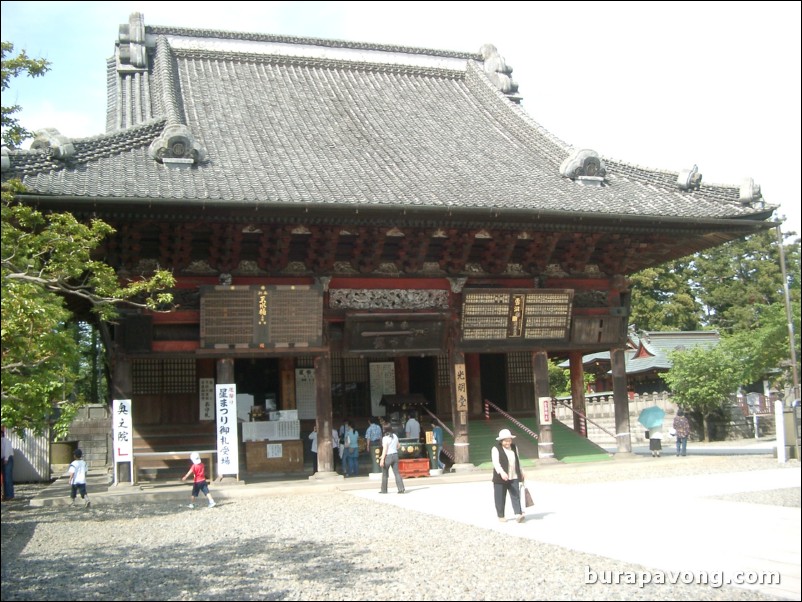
[181,452,216,509]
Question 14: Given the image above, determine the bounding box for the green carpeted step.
[442,415,611,467]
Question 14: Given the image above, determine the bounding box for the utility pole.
[776,224,800,401]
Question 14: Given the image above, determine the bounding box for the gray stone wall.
[66,404,112,470]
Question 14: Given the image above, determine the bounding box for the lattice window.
[507,352,532,384]
[342,357,367,382]
[132,359,196,395]
[437,355,450,386]
[296,356,314,369]
[133,359,162,395]
[331,353,343,381]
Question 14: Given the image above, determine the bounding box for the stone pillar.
[569,350,587,437]
[611,346,632,453]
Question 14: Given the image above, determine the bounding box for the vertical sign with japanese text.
[454,363,468,412]
[113,399,133,463]
[369,362,396,416]
[215,384,239,476]
[199,378,215,421]
[539,396,553,426]
[295,368,316,419]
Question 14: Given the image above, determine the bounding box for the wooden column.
[611,346,632,453]
[449,349,471,467]
[466,353,483,417]
[532,350,553,459]
[569,350,587,437]
[313,354,336,475]
[216,357,234,384]
[111,354,132,401]
[394,356,410,395]
[279,357,296,410]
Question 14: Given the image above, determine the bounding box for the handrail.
[483,399,538,441]
[421,407,454,462]
[553,398,618,440]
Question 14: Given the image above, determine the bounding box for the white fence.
[6,428,51,482]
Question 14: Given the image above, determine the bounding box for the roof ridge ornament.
[739,177,762,204]
[560,149,607,183]
[117,12,148,71]
[148,123,207,165]
[677,164,702,190]
[29,128,75,161]
[480,44,519,97]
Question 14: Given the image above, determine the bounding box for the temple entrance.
[408,356,437,410]
[480,353,507,411]
[234,358,280,412]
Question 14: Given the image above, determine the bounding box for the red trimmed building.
[1,13,776,475]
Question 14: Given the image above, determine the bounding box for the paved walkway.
[22,439,801,600]
[350,466,800,600]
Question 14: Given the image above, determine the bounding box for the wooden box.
[245,439,304,473]
[398,458,430,478]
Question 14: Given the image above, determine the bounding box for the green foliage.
[690,229,799,333]
[548,360,570,397]
[1,42,49,148]
[629,260,701,332]
[2,183,176,436]
[662,346,741,440]
[1,45,175,436]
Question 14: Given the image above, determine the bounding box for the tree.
[662,345,741,441]
[629,260,701,332]
[1,42,49,147]
[1,45,175,438]
[690,229,799,334]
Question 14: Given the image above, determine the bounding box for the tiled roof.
[1,16,776,227]
[562,331,720,375]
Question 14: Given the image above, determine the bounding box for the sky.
[2,1,800,237]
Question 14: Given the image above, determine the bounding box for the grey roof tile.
[2,21,775,227]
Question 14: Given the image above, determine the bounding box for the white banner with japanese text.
[112,399,133,464]
[215,384,239,476]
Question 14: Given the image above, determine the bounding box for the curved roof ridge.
[2,119,165,176]
[464,61,572,168]
[147,24,481,62]
[152,36,186,125]
[173,46,466,80]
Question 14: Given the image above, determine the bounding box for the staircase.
[444,416,611,467]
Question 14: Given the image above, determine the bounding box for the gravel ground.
[1,455,798,601]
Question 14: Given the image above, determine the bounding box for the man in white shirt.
[405,413,421,441]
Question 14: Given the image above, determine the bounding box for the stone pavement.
[21,438,802,600]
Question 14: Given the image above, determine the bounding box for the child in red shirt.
[181,452,216,509]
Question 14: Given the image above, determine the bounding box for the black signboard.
[345,313,447,354]
[200,284,322,349]
[461,289,573,348]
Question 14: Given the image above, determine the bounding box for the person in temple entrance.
[379,424,405,494]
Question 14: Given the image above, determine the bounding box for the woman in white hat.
[491,428,525,523]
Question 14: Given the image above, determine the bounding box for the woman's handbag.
[520,483,534,507]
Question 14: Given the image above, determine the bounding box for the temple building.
[1,13,777,477]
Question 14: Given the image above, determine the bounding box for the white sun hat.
[190,452,201,464]
[496,428,516,441]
